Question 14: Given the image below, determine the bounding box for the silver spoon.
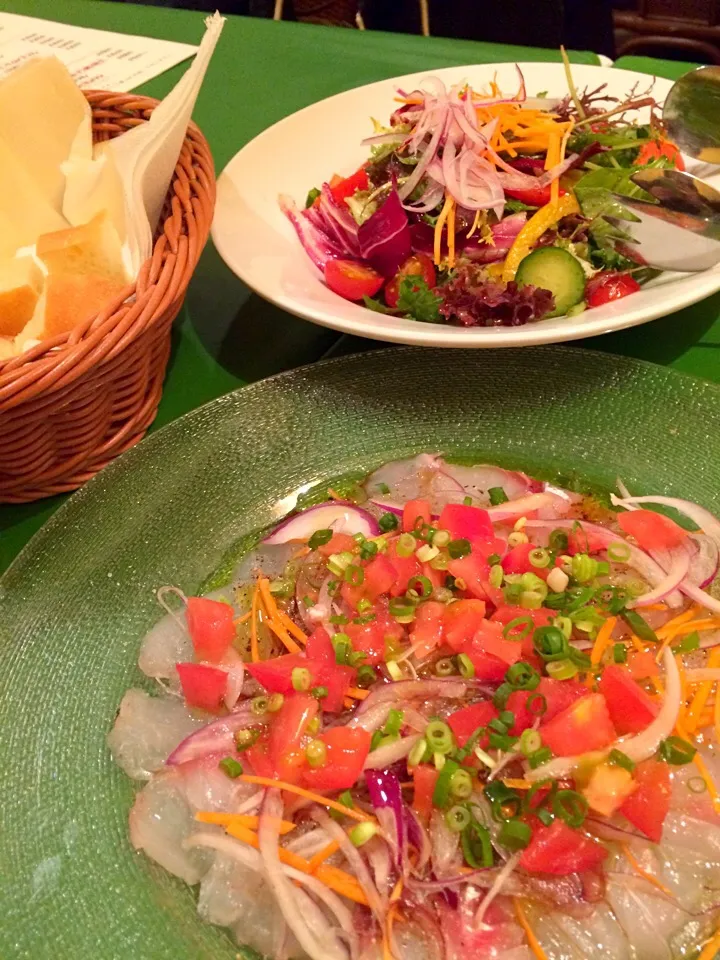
[663,65,720,164]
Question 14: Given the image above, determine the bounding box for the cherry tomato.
[520,819,608,875]
[176,662,227,711]
[634,139,685,171]
[185,596,235,662]
[598,664,659,735]
[618,759,671,842]
[384,253,436,308]
[617,508,687,551]
[585,271,641,308]
[302,726,371,791]
[328,166,369,204]
[325,259,383,301]
[539,693,617,757]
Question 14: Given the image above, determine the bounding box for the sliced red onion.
[353,679,469,718]
[441,462,532,503]
[629,545,690,608]
[405,806,432,873]
[319,184,361,257]
[680,579,720,616]
[166,704,264,765]
[279,194,344,272]
[264,502,379,545]
[488,492,557,521]
[368,498,404,517]
[688,534,719,588]
[364,733,422,770]
[312,808,386,922]
[403,178,445,215]
[366,769,405,855]
[528,647,680,782]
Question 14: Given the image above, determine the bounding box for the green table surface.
[0,0,714,571]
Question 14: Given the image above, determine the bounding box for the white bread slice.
[0,56,91,212]
[0,136,69,251]
[62,146,127,243]
[43,272,127,337]
[0,257,44,337]
[37,212,128,284]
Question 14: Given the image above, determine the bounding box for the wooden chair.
[615,0,720,63]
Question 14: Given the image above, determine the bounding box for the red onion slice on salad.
[628,544,690,608]
[263,502,379,544]
[166,705,265,766]
[279,195,345,272]
[687,534,720,589]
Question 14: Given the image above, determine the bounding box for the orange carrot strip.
[250,585,260,662]
[620,843,673,897]
[195,811,296,835]
[275,609,308,644]
[234,610,252,625]
[513,898,548,960]
[685,648,720,732]
[307,839,341,873]
[239,775,375,823]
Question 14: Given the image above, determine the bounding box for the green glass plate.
[1,345,719,960]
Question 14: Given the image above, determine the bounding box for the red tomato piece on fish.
[412,764,440,820]
[491,605,555,629]
[438,504,494,541]
[269,692,318,783]
[617,509,687,551]
[410,600,445,659]
[448,700,497,747]
[317,532,356,557]
[520,820,608,875]
[536,677,589,722]
[403,498,432,533]
[302,726,371,791]
[465,646,508,682]
[176,662,228,711]
[312,662,355,713]
[305,626,335,663]
[473,619,524,665]
[185,597,236,662]
[618,759,671,843]
[447,548,492,601]
[246,652,307,693]
[598,664,659,735]
[539,693,617,757]
[363,553,397,599]
[443,599,487,651]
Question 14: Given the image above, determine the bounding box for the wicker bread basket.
[0,90,215,503]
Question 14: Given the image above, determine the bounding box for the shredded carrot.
[433,194,454,266]
[250,584,261,662]
[292,545,311,561]
[447,199,456,268]
[390,877,404,903]
[715,679,720,746]
[195,811,296,835]
[698,923,720,960]
[234,609,252,625]
[257,578,302,654]
[239,775,376,823]
[275,609,307,644]
[502,778,533,790]
[656,606,701,638]
[620,843,673,897]
[222,821,369,905]
[591,616,617,666]
[384,902,403,960]
[327,487,344,501]
[513,898,548,960]
[675,720,720,813]
[676,655,688,724]
[346,686,369,700]
[685,648,720,733]
[307,839,341,873]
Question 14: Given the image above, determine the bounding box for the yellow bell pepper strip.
[502,193,580,282]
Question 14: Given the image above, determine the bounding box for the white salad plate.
[211,61,720,348]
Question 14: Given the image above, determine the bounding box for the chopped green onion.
[659,735,696,765]
[432,529,451,547]
[407,574,433,599]
[609,749,635,772]
[356,665,378,688]
[498,819,532,850]
[489,717,509,735]
[235,728,261,751]
[425,719,454,755]
[572,554,599,583]
[348,649,368,665]
[503,616,534,641]
[493,683,513,709]
[532,626,569,661]
[385,709,404,736]
[396,533,416,557]
[311,685,328,700]
[349,822,378,846]
[526,692,548,716]
[529,548,551,569]
[506,662,540,690]
[488,731,517,751]
[544,591,567,610]
[416,543,439,563]
[613,643,628,664]
[305,187,321,207]
[386,660,404,680]
[449,768,473,800]
[446,804,471,832]
[537,808,555,826]
[448,538,472,559]
[307,716,320,735]
[408,738,430,767]
[302,595,315,608]
[331,633,351,664]
[489,487,509,505]
[370,730,383,752]
[432,758,459,808]
[568,647,592,670]
[565,586,597,612]
[499,710,515,728]
[548,529,569,553]
[461,821,493,867]
[352,532,366,545]
[553,789,588,827]
[329,614,349,625]
[528,746,552,769]
[344,564,365,586]
[487,553,502,566]
[435,657,456,677]
[520,591,543,610]
[489,563,504,589]
[554,616,572,639]
[546,658,578,681]
[688,776,707,794]
[457,653,475,679]
[251,696,269,715]
[267,693,285,713]
[508,531,529,547]
[305,739,327,767]
[674,631,700,654]
[462,495,473,506]
[292,667,311,691]
[379,512,399,533]
[388,598,416,623]
[377,483,390,495]
[607,541,631,563]
[519,729,542,756]
[522,777,556,815]
[430,553,449,571]
[308,528,333,550]
[360,540,379,560]
[622,610,658,644]
[219,757,244,779]
[353,613,377,626]
[269,577,293,597]
[485,781,522,820]
[596,562,610,575]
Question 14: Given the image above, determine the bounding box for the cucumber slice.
[514,246,586,318]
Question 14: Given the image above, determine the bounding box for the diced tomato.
[473,619,523,666]
[438,504,494,541]
[448,549,491,601]
[585,271,641,308]
[634,139,684,171]
[317,532,356,557]
[617,508,687,551]
[443,599,487,652]
[325,259,383,301]
[185,597,235,662]
[501,543,562,581]
[176,662,228,711]
[303,726,371,791]
[504,184,566,207]
[465,646,508,682]
[328,166,369,204]
[627,649,660,681]
[520,819,608,875]
[269,692,318,783]
[598,664,659,735]
[246,652,306,693]
[345,608,398,665]
[385,253,436,308]
[245,740,275,778]
[567,524,608,556]
[312,662,355,712]
[447,700,497,747]
[618,759,671,842]
[539,693,617,757]
[403,498,432,533]
[536,677,589,722]
[490,605,555,629]
[363,553,397,599]
[505,690,537,735]
[410,600,445,659]
[247,649,352,712]
[306,626,335,663]
[412,764,440,820]
[387,538,423,597]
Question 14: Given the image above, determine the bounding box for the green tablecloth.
[0,0,714,571]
